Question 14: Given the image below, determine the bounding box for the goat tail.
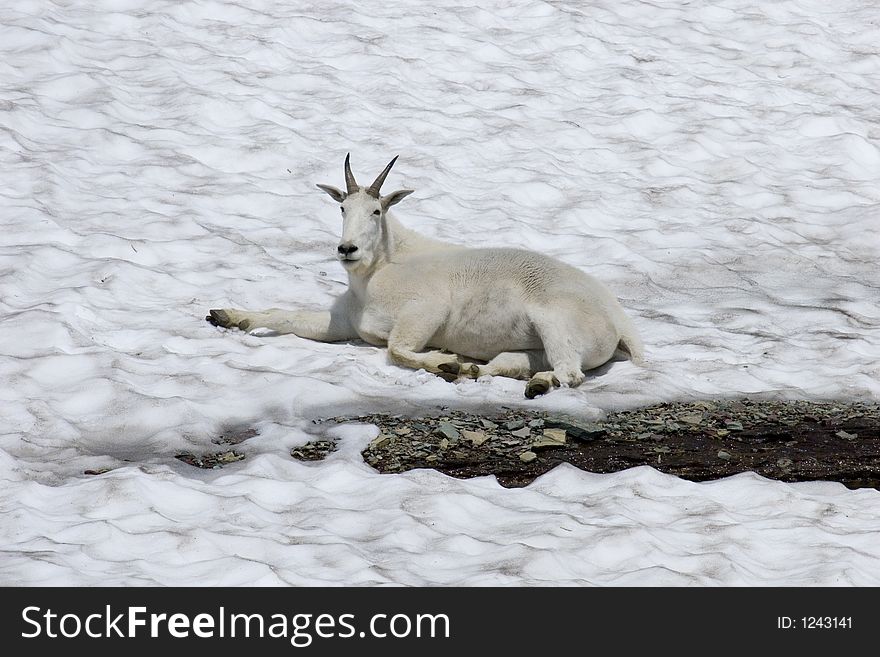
[614,314,645,365]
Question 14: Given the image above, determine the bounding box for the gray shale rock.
[436,422,461,441]
[544,418,605,442]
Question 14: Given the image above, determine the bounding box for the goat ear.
[381,189,414,209]
[316,184,346,203]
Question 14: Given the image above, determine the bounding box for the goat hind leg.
[442,350,546,381]
[525,313,588,398]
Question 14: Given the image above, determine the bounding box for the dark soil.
[313,399,880,489]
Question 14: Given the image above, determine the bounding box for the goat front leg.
[206,294,356,342]
[386,302,462,381]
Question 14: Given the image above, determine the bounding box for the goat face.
[337,190,385,269]
[316,154,413,272]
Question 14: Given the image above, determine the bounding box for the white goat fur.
[208,156,643,398]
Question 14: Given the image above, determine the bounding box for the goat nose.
[337,243,358,255]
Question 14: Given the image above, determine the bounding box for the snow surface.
[1,0,879,585]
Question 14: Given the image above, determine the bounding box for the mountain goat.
[207,155,643,398]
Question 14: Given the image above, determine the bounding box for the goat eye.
[372,209,380,216]
[340,207,345,213]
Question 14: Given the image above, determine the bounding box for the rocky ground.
[149,399,880,490]
[296,399,880,489]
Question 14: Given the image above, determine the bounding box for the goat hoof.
[438,362,460,375]
[436,371,458,383]
[524,374,561,399]
[207,309,230,328]
[524,381,548,399]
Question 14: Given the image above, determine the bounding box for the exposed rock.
[462,430,488,446]
[369,434,391,450]
[531,428,567,449]
[313,399,880,490]
[542,428,567,443]
[436,422,461,441]
[544,418,605,441]
[175,450,245,469]
[212,428,258,445]
[291,440,337,461]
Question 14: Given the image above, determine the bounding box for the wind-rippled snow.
[1,0,878,585]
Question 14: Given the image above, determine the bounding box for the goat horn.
[367,156,399,197]
[344,153,358,194]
